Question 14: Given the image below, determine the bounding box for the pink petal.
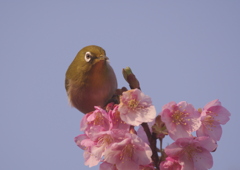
[104,149,121,164]
[80,114,88,131]
[75,134,90,149]
[192,149,213,170]
[208,106,230,124]
[168,124,192,140]
[178,101,194,113]
[120,112,141,126]
[161,109,172,124]
[116,159,139,170]
[133,144,152,165]
[179,156,194,170]
[162,101,177,111]
[165,142,183,156]
[83,151,100,167]
[197,136,217,152]
[203,99,221,110]
[197,122,222,141]
[87,113,96,121]
[100,162,118,170]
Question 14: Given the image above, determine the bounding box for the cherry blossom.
[75,129,126,167]
[160,101,201,140]
[159,157,183,170]
[73,85,231,170]
[197,99,231,141]
[118,89,156,126]
[80,106,110,137]
[108,105,130,131]
[165,136,217,170]
[104,133,152,170]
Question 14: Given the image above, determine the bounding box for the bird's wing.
[65,78,70,93]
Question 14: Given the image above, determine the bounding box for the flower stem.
[160,138,163,152]
[141,123,160,170]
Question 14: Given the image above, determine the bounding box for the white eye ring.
[85,52,92,62]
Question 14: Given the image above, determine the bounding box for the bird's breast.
[68,60,117,113]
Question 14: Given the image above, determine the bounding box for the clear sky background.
[1,1,239,170]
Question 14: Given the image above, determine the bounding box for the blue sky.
[1,1,239,170]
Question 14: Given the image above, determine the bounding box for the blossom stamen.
[93,112,105,125]
[204,115,216,131]
[185,145,195,160]
[120,144,134,161]
[128,99,139,110]
[171,109,188,125]
[98,135,114,146]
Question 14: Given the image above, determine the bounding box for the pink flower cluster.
[74,88,231,170]
[159,99,230,170]
[75,89,156,170]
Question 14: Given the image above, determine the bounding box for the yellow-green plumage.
[65,45,117,113]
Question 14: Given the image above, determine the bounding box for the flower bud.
[152,115,168,139]
[122,67,140,89]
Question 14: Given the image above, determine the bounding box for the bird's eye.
[85,52,92,62]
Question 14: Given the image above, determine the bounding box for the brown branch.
[122,67,159,169]
[142,123,160,170]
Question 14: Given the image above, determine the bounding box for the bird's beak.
[98,55,109,61]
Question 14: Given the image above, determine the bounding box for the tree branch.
[122,67,159,169]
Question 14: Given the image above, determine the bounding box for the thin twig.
[141,123,160,170]
[160,138,163,152]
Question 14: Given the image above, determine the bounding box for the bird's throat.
[87,60,108,88]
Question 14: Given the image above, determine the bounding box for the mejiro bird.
[65,45,117,114]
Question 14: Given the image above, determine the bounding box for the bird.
[65,45,118,114]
